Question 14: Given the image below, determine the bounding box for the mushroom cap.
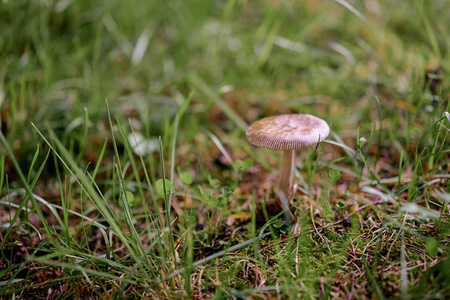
[246,114,330,150]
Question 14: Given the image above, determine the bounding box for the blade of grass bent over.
[189,73,248,132]
[31,123,142,264]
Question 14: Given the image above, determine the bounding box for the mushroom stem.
[278,149,295,199]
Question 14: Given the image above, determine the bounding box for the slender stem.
[278,149,295,199]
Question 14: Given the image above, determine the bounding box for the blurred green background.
[2,0,448,150]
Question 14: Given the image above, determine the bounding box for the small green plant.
[155,178,173,199]
[180,171,193,185]
[235,158,254,173]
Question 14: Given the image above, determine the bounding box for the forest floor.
[1,0,450,299]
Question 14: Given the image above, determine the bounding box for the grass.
[1,0,450,298]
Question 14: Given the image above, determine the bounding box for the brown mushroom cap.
[246,114,330,150]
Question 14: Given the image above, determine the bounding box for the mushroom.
[246,114,330,220]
